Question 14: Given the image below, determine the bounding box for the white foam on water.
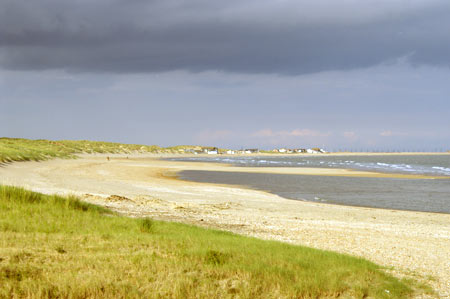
[167,155,450,176]
[432,166,450,171]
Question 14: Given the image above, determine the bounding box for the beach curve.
[0,154,449,297]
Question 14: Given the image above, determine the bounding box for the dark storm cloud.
[1,0,450,74]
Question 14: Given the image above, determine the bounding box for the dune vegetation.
[0,137,212,163]
[0,185,431,298]
[0,138,160,163]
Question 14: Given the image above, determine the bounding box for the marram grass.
[0,137,208,163]
[0,186,431,298]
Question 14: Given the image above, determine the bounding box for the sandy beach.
[1,154,449,297]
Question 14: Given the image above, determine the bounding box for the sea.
[167,154,450,214]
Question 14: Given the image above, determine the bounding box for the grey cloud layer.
[1,0,450,74]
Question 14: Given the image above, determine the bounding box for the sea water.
[169,155,450,213]
[170,154,450,176]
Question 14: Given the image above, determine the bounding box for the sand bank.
[1,155,449,297]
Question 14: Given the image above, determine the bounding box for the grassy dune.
[0,138,163,163]
[0,186,430,298]
[0,138,212,163]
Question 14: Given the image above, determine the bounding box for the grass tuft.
[55,246,66,254]
[205,250,229,266]
[0,265,42,282]
[139,218,155,233]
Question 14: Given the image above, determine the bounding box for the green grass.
[0,138,217,163]
[0,186,431,298]
[0,138,164,163]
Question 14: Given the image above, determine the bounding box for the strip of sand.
[159,163,448,179]
[1,154,449,297]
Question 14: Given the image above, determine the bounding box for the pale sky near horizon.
[1,0,449,151]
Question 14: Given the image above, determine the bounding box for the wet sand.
[1,154,449,297]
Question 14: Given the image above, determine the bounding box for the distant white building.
[295,148,307,153]
[306,148,327,154]
[244,149,259,154]
[278,148,287,153]
[226,150,235,155]
[306,148,319,154]
[205,147,219,154]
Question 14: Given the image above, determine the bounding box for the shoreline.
[82,152,450,180]
[77,151,450,159]
[176,170,450,216]
[1,155,449,297]
[235,152,450,157]
[169,165,450,179]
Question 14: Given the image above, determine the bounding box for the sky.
[1,0,449,151]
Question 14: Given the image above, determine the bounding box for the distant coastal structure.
[244,149,259,154]
[273,148,327,154]
[185,146,327,155]
[205,147,219,155]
